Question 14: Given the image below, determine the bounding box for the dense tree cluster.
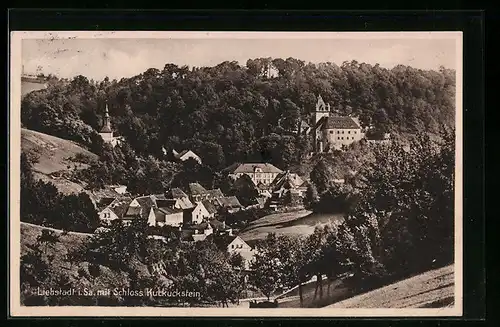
[21,59,455,172]
[21,153,99,233]
[250,129,455,305]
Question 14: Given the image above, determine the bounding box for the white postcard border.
[9,30,464,317]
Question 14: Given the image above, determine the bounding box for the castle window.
[330,131,334,134]
[337,137,340,140]
[354,131,357,134]
[348,131,350,134]
[337,131,340,134]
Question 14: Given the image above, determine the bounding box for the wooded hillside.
[21,59,456,171]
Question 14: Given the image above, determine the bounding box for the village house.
[225,163,284,186]
[215,196,244,213]
[267,171,309,208]
[151,206,184,227]
[92,184,129,205]
[209,219,234,236]
[122,205,143,225]
[172,149,202,164]
[183,201,213,225]
[201,200,218,218]
[184,221,214,242]
[97,197,132,225]
[164,188,194,209]
[311,95,363,152]
[214,235,256,270]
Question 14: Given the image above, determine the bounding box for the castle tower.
[313,94,330,125]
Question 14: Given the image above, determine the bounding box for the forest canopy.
[21,59,456,171]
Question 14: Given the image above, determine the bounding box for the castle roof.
[317,116,361,130]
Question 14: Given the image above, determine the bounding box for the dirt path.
[20,221,93,237]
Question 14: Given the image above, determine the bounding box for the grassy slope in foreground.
[324,264,455,309]
[21,128,98,195]
[20,222,146,303]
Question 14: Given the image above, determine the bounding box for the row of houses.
[96,184,244,228]
[95,183,257,269]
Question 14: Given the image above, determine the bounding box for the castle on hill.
[310,95,364,152]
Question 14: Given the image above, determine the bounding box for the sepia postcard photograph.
[9,31,463,317]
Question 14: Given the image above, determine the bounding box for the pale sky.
[21,33,458,81]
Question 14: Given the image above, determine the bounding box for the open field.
[21,128,97,195]
[239,210,344,244]
[21,128,97,175]
[324,265,454,309]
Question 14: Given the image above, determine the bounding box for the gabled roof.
[152,193,167,201]
[321,116,361,130]
[135,196,156,209]
[189,182,208,195]
[166,188,188,199]
[175,149,200,161]
[96,197,116,211]
[216,196,242,208]
[213,235,238,249]
[123,206,142,219]
[108,198,132,218]
[206,188,224,199]
[229,163,283,174]
[202,200,218,214]
[175,149,190,159]
[270,171,297,190]
[209,219,231,231]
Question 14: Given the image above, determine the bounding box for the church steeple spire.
[100,102,112,133]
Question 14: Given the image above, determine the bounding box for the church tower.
[99,103,116,146]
